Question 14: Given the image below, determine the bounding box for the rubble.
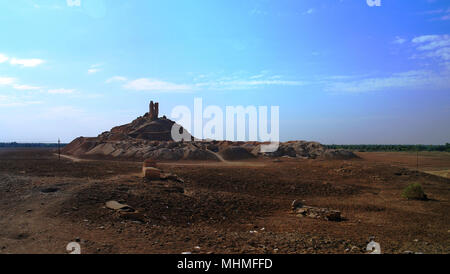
[143,167,162,180]
[292,202,342,221]
[62,101,357,161]
[105,201,135,212]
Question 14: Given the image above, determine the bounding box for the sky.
[0,0,449,144]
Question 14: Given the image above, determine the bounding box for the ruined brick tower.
[149,101,159,121]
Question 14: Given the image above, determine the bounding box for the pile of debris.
[105,200,145,223]
[104,159,187,223]
[291,200,342,222]
[142,159,184,183]
[141,159,185,194]
[62,100,358,161]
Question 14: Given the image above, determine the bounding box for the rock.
[105,200,135,212]
[293,204,342,222]
[120,211,145,222]
[291,199,303,210]
[160,173,184,183]
[324,210,342,221]
[40,187,59,193]
[143,167,162,180]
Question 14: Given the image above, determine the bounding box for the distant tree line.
[326,143,450,152]
[0,142,67,148]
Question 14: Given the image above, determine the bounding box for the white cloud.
[12,84,41,90]
[0,77,16,86]
[105,76,127,83]
[192,72,306,90]
[195,79,306,90]
[48,88,75,94]
[412,34,450,61]
[67,0,81,7]
[412,34,450,50]
[112,72,306,92]
[304,8,314,15]
[0,94,42,107]
[88,68,101,74]
[423,8,450,21]
[123,78,192,92]
[0,54,8,63]
[325,70,450,93]
[0,76,41,90]
[249,8,268,16]
[88,63,102,74]
[10,58,45,67]
[393,36,407,44]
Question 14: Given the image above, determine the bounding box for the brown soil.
[358,151,450,178]
[0,148,449,254]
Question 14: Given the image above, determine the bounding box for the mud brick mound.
[62,101,357,161]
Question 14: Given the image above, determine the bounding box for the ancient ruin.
[149,101,159,121]
[61,101,357,161]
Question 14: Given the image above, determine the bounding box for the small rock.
[293,204,342,221]
[105,201,135,212]
[143,167,162,180]
[291,199,303,210]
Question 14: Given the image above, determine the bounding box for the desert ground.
[0,148,449,254]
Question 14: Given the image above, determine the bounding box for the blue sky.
[0,0,449,144]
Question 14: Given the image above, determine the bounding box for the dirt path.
[55,153,89,162]
[57,153,267,167]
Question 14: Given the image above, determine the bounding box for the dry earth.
[0,148,449,254]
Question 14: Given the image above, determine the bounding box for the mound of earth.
[219,146,256,161]
[62,101,357,161]
[322,149,360,160]
[250,141,357,160]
